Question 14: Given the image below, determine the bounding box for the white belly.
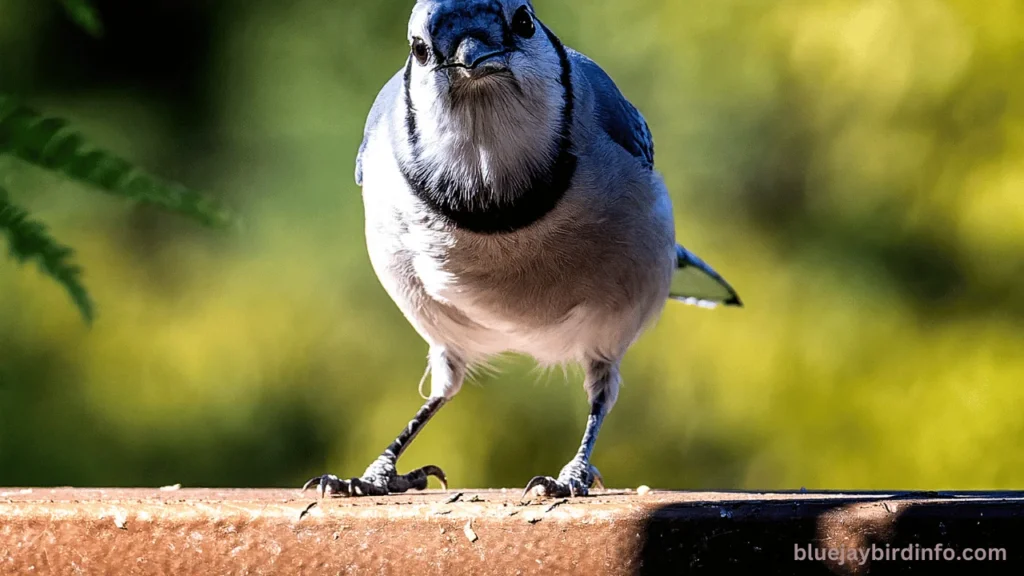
[443,304,598,364]
[410,256,661,366]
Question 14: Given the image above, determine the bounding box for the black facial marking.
[398,19,577,235]
[403,57,419,150]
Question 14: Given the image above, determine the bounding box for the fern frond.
[59,0,104,38]
[0,186,94,323]
[0,95,233,228]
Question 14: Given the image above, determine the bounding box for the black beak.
[442,36,508,78]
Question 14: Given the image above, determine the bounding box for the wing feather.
[570,50,654,169]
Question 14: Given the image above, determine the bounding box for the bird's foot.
[523,458,604,499]
[303,455,447,498]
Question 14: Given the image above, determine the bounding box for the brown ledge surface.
[3,488,1024,575]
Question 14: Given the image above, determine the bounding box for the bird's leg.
[304,348,464,497]
[524,360,620,499]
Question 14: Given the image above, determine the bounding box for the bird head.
[398,0,573,218]
[405,0,563,105]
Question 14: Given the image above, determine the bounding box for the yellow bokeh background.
[1,0,1022,490]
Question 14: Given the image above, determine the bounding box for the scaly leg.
[304,347,464,497]
[523,360,619,498]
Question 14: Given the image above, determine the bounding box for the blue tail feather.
[670,245,743,309]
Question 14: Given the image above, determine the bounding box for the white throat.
[410,76,563,205]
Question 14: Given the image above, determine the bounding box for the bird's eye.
[511,6,535,38]
[411,37,430,65]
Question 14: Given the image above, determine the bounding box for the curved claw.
[522,463,603,500]
[303,474,341,493]
[303,474,332,498]
[523,475,563,500]
[389,464,448,493]
[302,465,448,498]
[522,475,586,499]
[416,465,449,491]
[302,474,357,498]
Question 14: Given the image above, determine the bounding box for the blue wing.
[355,68,404,187]
[671,245,743,309]
[570,50,654,169]
[568,54,736,307]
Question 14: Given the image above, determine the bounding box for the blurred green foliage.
[58,0,104,38]
[0,184,91,322]
[1,0,1022,491]
[0,93,235,322]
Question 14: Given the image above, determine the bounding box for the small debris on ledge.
[463,519,479,543]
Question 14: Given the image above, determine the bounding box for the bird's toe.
[301,459,447,498]
[523,475,573,499]
[302,474,353,498]
[523,459,603,499]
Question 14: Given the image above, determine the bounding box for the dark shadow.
[636,491,1024,575]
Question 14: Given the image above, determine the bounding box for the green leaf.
[0,94,234,228]
[0,186,94,324]
[59,0,105,38]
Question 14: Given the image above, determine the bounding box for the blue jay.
[305,0,741,499]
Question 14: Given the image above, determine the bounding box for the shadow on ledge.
[636,491,1024,575]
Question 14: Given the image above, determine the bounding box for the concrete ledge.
[3,488,1024,575]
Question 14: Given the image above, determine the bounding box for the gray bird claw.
[522,461,604,499]
[522,475,587,499]
[303,456,447,498]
